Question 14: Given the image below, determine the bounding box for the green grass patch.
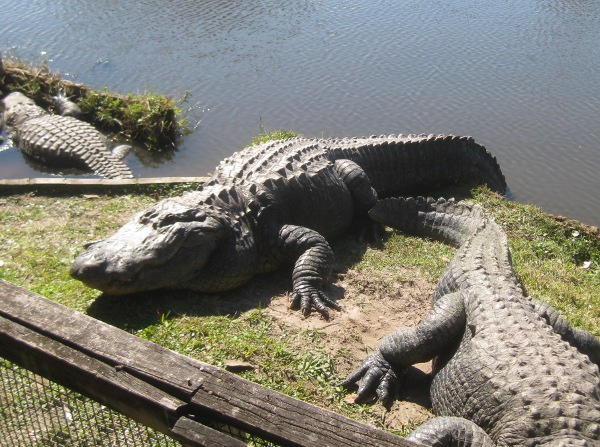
[77,89,183,150]
[249,129,300,146]
[356,234,454,284]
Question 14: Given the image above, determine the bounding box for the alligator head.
[70,188,231,295]
[2,92,46,127]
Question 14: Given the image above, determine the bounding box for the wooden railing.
[0,280,418,447]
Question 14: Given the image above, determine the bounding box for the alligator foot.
[339,351,400,408]
[290,279,341,319]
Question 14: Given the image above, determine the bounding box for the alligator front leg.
[271,224,339,318]
[341,291,466,405]
[407,416,496,447]
[530,298,600,365]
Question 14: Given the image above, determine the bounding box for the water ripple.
[1,0,600,225]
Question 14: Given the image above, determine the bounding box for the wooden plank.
[171,417,249,447]
[189,368,406,447]
[0,280,418,447]
[0,177,209,188]
[0,279,203,399]
[0,315,185,434]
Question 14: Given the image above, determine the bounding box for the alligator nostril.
[70,253,107,280]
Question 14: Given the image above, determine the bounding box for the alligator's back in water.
[343,197,600,446]
[2,92,133,179]
[71,135,506,317]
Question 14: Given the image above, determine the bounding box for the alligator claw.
[358,220,386,244]
[290,289,341,319]
[340,351,399,408]
[349,217,386,244]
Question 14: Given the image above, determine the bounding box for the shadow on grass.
[86,270,290,331]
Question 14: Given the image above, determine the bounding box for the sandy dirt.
[265,264,437,428]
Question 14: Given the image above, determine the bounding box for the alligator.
[341,196,600,446]
[70,135,507,317]
[2,91,133,179]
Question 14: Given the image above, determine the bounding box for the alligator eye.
[83,239,103,249]
[157,214,182,228]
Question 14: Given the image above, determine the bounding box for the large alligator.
[342,197,600,446]
[2,92,133,179]
[70,135,506,317]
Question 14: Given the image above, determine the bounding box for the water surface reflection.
[1,0,599,225]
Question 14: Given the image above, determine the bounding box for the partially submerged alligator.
[2,92,133,179]
[342,197,600,446]
[70,135,506,317]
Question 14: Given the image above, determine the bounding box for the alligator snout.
[70,251,108,282]
[70,249,136,293]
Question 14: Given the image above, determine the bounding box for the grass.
[0,179,598,439]
[249,128,301,146]
[0,56,186,150]
[77,89,183,150]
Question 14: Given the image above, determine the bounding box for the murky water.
[1,0,599,225]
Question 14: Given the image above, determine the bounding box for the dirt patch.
[266,264,436,428]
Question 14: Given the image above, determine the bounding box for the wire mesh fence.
[0,357,181,447]
[0,357,282,447]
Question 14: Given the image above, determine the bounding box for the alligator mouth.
[74,270,143,296]
[70,243,212,295]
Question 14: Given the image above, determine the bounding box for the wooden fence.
[0,280,418,447]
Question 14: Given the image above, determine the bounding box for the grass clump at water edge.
[0,55,188,151]
[249,128,301,146]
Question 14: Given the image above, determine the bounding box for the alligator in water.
[2,92,133,179]
[70,135,506,317]
[342,196,600,446]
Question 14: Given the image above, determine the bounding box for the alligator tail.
[369,196,486,247]
[328,134,507,197]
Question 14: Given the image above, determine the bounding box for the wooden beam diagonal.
[0,280,418,447]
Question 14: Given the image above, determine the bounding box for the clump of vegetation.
[0,57,59,107]
[0,55,186,151]
[77,89,182,150]
[250,128,300,146]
